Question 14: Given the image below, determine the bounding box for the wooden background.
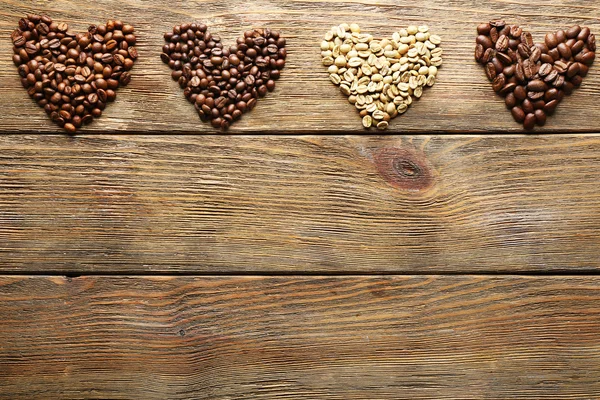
[1,0,600,398]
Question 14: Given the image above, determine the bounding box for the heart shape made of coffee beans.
[475,20,596,130]
[321,23,443,130]
[11,14,138,134]
[161,24,286,130]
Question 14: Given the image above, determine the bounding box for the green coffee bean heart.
[11,14,138,134]
[321,23,443,130]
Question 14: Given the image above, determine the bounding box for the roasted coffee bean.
[505,92,517,108]
[544,99,559,114]
[11,15,137,133]
[538,63,553,77]
[557,42,572,59]
[492,74,506,92]
[496,52,512,65]
[477,35,493,49]
[511,106,525,123]
[475,44,484,61]
[527,79,547,92]
[545,33,558,48]
[523,113,536,130]
[495,35,509,52]
[514,85,527,101]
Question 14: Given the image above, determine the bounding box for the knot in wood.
[373,147,435,191]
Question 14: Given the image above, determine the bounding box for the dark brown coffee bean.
[503,65,515,77]
[476,35,493,49]
[511,106,525,123]
[521,31,534,48]
[567,62,580,78]
[538,63,553,77]
[534,109,546,126]
[529,47,542,63]
[128,46,138,59]
[509,25,522,39]
[491,58,504,74]
[514,64,525,83]
[475,44,484,62]
[495,35,509,52]
[588,34,596,52]
[544,69,559,84]
[518,43,530,59]
[499,82,517,95]
[527,91,545,100]
[523,113,536,130]
[581,51,595,66]
[545,33,558,48]
[545,88,559,101]
[553,75,565,88]
[477,23,492,35]
[557,42,572,59]
[577,27,590,41]
[571,40,585,55]
[514,85,527,101]
[567,25,582,39]
[482,48,495,63]
[492,74,506,92]
[496,52,512,65]
[522,60,535,79]
[505,92,517,108]
[527,79,547,92]
[522,99,534,114]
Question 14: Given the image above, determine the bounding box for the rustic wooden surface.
[2,0,600,398]
[2,134,600,273]
[1,275,599,399]
[0,0,599,133]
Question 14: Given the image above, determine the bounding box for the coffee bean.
[567,25,582,39]
[523,113,536,130]
[511,106,525,123]
[496,35,509,52]
[557,42,572,59]
[577,27,590,41]
[496,52,512,65]
[475,44,484,61]
[477,35,493,49]
[545,33,558,48]
[544,99,559,114]
[567,62,580,78]
[485,62,497,80]
[492,74,506,92]
[527,79,547,92]
[514,85,527,100]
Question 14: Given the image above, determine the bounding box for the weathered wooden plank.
[0,275,598,399]
[1,134,600,273]
[1,0,599,133]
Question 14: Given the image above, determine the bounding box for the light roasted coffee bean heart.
[475,20,595,130]
[321,23,443,130]
[11,14,137,134]
[161,24,286,130]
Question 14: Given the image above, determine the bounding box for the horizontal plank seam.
[3,130,600,136]
[2,271,599,278]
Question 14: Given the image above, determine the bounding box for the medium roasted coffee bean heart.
[475,20,595,130]
[321,23,443,130]
[11,14,137,134]
[161,23,286,130]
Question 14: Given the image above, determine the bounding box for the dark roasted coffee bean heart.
[475,20,595,130]
[11,14,137,134]
[161,24,286,130]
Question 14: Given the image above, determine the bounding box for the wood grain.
[0,275,599,399]
[1,134,600,273]
[1,0,599,133]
